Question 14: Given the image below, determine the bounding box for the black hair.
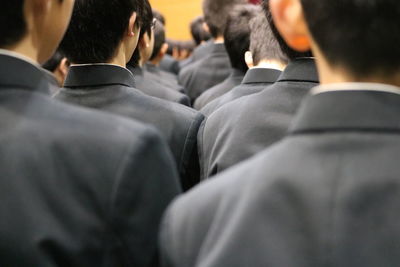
[224,4,259,72]
[249,12,288,65]
[263,0,312,60]
[152,9,166,26]
[60,0,144,64]
[190,16,211,46]
[149,20,166,61]
[202,0,247,38]
[300,0,400,77]
[42,50,67,72]
[0,0,26,48]
[127,0,153,67]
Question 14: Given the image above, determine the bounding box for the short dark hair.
[249,13,288,65]
[190,16,211,46]
[128,0,153,67]
[152,9,166,26]
[0,0,26,48]
[60,0,144,64]
[202,0,247,38]
[149,20,166,61]
[300,0,400,77]
[42,49,66,72]
[263,0,312,60]
[224,4,259,72]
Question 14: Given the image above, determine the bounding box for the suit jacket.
[193,68,245,110]
[160,85,400,267]
[55,64,205,190]
[0,53,181,266]
[200,67,282,116]
[198,58,319,179]
[159,54,180,75]
[127,64,190,106]
[145,63,185,93]
[178,43,231,103]
[179,40,214,70]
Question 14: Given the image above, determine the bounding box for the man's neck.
[253,59,286,71]
[213,36,224,44]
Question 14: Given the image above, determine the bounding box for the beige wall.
[150,0,203,41]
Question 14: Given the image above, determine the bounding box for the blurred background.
[150,0,261,40]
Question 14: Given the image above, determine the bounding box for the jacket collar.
[64,64,136,89]
[278,58,319,83]
[242,68,282,84]
[289,87,400,135]
[209,43,228,55]
[0,54,51,94]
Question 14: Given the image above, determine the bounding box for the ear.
[58,58,70,77]
[270,0,311,52]
[159,43,169,57]
[202,22,210,33]
[127,12,138,37]
[245,51,254,68]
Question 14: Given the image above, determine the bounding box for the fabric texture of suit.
[0,53,181,266]
[179,40,214,70]
[193,68,245,110]
[200,67,282,116]
[127,64,190,106]
[145,63,185,93]
[159,54,180,75]
[178,43,231,103]
[55,64,205,190]
[160,85,400,267]
[198,58,319,179]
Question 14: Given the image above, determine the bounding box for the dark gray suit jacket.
[179,40,214,70]
[0,54,181,266]
[55,64,205,190]
[178,43,231,103]
[160,86,400,267]
[198,58,319,179]
[128,64,190,106]
[193,68,245,110]
[200,67,282,116]
[159,54,180,75]
[145,63,185,93]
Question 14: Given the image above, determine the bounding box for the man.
[0,0,181,266]
[200,12,287,116]
[197,4,317,179]
[145,18,186,93]
[127,3,190,106]
[55,0,204,190]
[42,48,70,90]
[160,0,400,266]
[193,4,259,110]
[178,0,247,103]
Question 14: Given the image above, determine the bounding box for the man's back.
[178,43,231,103]
[0,54,180,266]
[161,87,400,267]
[55,64,205,190]
[199,58,319,178]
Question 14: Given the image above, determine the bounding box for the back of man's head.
[249,13,288,66]
[263,0,312,60]
[300,0,400,78]
[149,21,166,61]
[190,16,211,46]
[0,1,26,49]
[202,0,247,39]
[152,9,166,26]
[60,0,144,64]
[224,4,260,73]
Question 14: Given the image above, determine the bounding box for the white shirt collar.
[312,83,400,96]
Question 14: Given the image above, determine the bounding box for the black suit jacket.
[55,64,205,190]
[160,86,400,267]
[178,43,231,103]
[159,54,180,75]
[198,58,319,179]
[193,68,245,110]
[0,54,181,266]
[127,65,190,106]
[178,40,214,70]
[200,67,282,116]
[145,63,185,93]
